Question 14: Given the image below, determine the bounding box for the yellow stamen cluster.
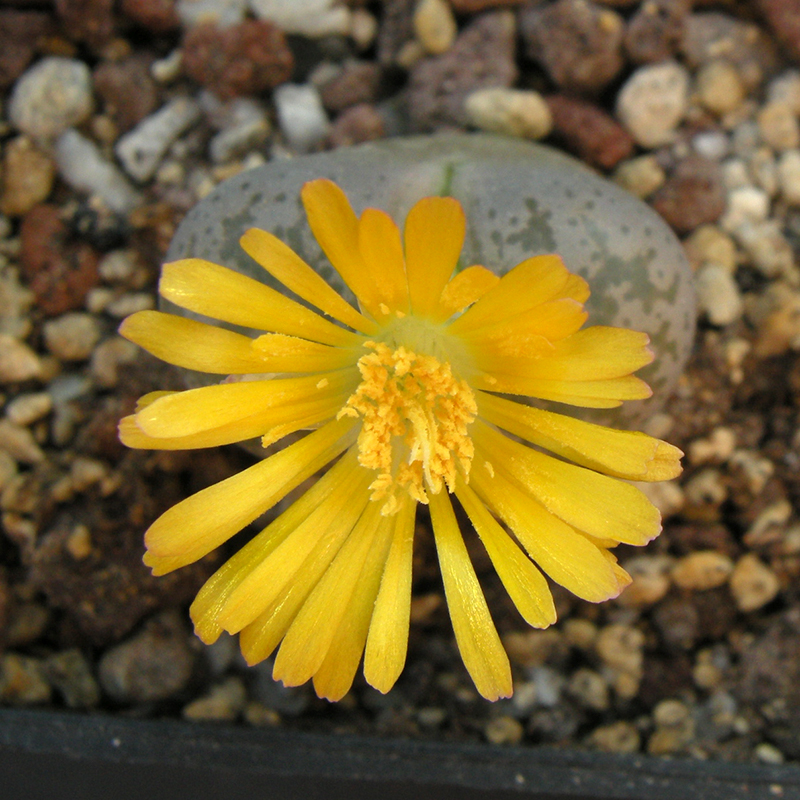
[340,341,477,515]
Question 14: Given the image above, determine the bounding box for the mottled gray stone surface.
[165,133,695,425]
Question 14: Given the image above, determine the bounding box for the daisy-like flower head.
[119,179,683,702]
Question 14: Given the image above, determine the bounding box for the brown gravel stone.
[120,0,180,34]
[0,11,54,89]
[93,55,159,133]
[319,62,382,113]
[546,94,634,170]
[328,103,385,148]
[651,156,725,234]
[624,0,691,65]
[520,0,625,94]
[756,0,800,65]
[182,20,294,101]
[19,204,100,317]
[0,135,56,217]
[447,0,528,10]
[407,11,517,131]
[55,0,115,49]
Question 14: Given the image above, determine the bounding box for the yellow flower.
[119,179,683,702]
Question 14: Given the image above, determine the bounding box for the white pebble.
[177,0,248,27]
[43,313,101,361]
[105,293,155,318]
[151,50,183,84]
[55,130,142,214]
[249,0,351,37]
[616,61,690,149]
[99,250,138,283]
[465,88,552,140]
[695,263,743,325]
[720,185,770,232]
[9,57,93,140]
[692,130,729,161]
[116,98,202,183]
[274,83,330,153]
[209,99,271,164]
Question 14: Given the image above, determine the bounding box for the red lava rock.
[55,0,115,49]
[756,0,800,65]
[546,94,634,170]
[120,0,180,34]
[328,103,385,148]
[93,55,159,133]
[19,204,100,317]
[407,11,518,132]
[319,62,382,113]
[377,0,415,66]
[651,156,725,234]
[182,19,294,100]
[0,11,54,89]
[624,0,691,64]
[520,0,625,94]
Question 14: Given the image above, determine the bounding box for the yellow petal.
[476,327,653,382]
[477,392,683,481]
[428,490,512,701]
[251,333,358,373]
[473,373,652,408]
[312,513,396,701]
[456,480,556,629]
[134,370,356,439]
[448,254,588,335]
[363,496,416,694]
[215,454,373,635]
[431,265,500,322]
[301,179,384,316]
[404,196,465,318]
[160,258,358,346]
[191,452,359,644]
[462,298,588,357]
[358,208,409,317]
[272,500,386,688]
[120,310,276,374]
[142,417,357,575]
[473,421,662,546]
[470,464,624,603]
[240,227,377,334]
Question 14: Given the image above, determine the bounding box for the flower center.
[340,340,477,515]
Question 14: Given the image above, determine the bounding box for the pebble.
[0,135,55,217]
[737,220,795,280]
[767,70,800,114]
[0,267,35,340]
[778,148,800,205]
[688,426,737,464]
[208,98,271,164]
[692,131,729,161]
[6,392,51,426]
[8,57,93,140]
[327,104,385,148]
[530,666,564,708]
[44,649,101,709]
[464,88,552,140]
[116,98,202,183]
[671,551,734,591]
[721,157,751,191]
[755,742,785,765]
[616,61,689,148]
[318,62,382,113]
[730,554,781,612]
[0,333,41,384]
[696,59,747,116]
[720,185,770,232]
[0,450,17,491]
[756,101,800,151]
[484,715,524,745]
[748,147,778,196]
[613,155,665,198]
[55,130,143,214]
[417,706,447,729]
[567,668,609,711]
[616,554,673,608]
[105,292,155,318]
[586,721,640,754]
[43,313,102,362]
[684,224,737,271]
[176,0,247,27]
[0,653,51,704]
[151,49,183,84]
[413,0,457,55]
[562,618,597,651]
[98,612,196,704]
[648,699,694,755]
[652,156,726,233]
[98,249,139,284]
[274,83,330,153]
[0,419,45,463]
[595,624,644,698]
[182,677,247,721]
[249,0,351,38]
[350,8,378,51]
[683,467,727,507]
[90,337,140,388]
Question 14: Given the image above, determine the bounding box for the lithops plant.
[165,133,695,424]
